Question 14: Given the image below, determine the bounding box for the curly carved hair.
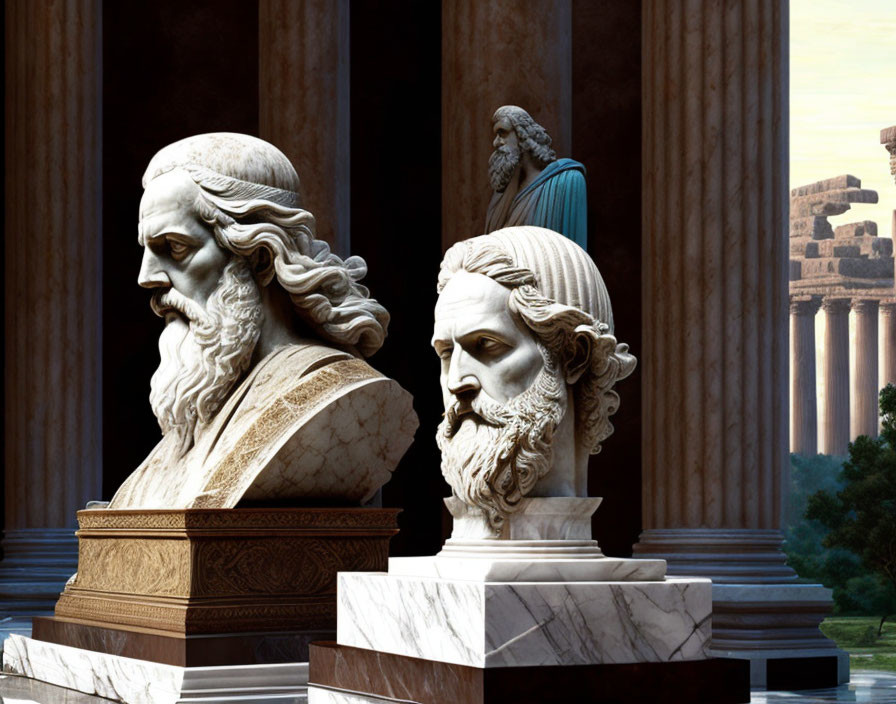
[493,106,557,169]
[143,134,388,358]
[438,237,635,454]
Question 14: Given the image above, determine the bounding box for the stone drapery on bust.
[432,226,635,534]
[485,106,588,250]
[108,133,418,509]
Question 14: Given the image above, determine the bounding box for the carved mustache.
[150,288,208,324]
[443,390,512,437]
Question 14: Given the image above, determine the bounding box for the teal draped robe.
[484,158,588,251]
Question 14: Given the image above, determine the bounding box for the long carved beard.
[149,257,262,457]
[436,352,567,534]
[488,144,521,192]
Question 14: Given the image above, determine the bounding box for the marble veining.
[4,634,183,703]
[2,634,309,704]
[336,573,710,669]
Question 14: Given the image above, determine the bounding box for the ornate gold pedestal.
[32,507,399,666]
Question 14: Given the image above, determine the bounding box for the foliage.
[820,616,896,671]
[784,453,870,613]
[857,625,879,647]
[806,384,896,632]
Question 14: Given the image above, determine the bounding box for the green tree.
[807,384,896,635]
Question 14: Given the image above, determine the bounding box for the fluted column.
[639,0,788,542]
[259,0,350,255]
[790,297,821,455]
[442,0,572,250]
[881,127,896,392]
[881,300,896,387]
[636,1,845,687]
[852,299,879,439]
[3,0,102,631]
[822,298,851,455]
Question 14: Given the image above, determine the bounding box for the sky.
[790,0,896,233]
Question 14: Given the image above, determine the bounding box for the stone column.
[259,0,350,256]
[882,124,896,188]
[790,297,821,455]
[442,0,572,250]
[881,300,896,387]
[822,298,851,455]
[636,0,846,688]
[852,299,879,439]
[3,0,102,635]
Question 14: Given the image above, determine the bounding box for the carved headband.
[187,166,301,209]
[146,163,302,209]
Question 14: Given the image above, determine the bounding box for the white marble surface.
[389,554,666,583]
[2,635,308,704]
[337,572,710,669]
[445,496,601,541]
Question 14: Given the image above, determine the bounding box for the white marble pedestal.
[307,563,749,704]
[3,635,309,704]
[336,569,711,667]
[308,498,749,703]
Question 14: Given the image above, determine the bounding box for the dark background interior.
[88,0,640,558]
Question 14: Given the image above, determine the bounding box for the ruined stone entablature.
[882,125,896,182]
[789,174,893,299]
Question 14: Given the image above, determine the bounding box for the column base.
[634,529,849,689]
[708,648,849,690]
[2,634,308,704]
[307,642,750,704]
[711,583,849,688]
[632,528,799,582]
[0,529,78,644]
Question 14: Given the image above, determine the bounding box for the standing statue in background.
[109,132,418,510]
[485,106,588,250]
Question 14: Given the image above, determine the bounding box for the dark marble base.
[308,642,751,704]
[32,616,332,667]
[766,656,840,690]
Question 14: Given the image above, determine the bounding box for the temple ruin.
[789,174,895,455]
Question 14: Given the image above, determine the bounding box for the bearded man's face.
[138,170,262,455]
[488,116,522,192]
[432,271,568,533]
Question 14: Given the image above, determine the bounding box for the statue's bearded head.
[488,106,557,192]
[138,133,389,456]
[433,227,635,534]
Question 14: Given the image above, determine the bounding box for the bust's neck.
[252,284,309,364]
[531,387,589,497]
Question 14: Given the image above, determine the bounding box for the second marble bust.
[109,133,418,509]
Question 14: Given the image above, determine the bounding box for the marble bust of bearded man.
[108,133,417,510]
[433,226,635,536]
